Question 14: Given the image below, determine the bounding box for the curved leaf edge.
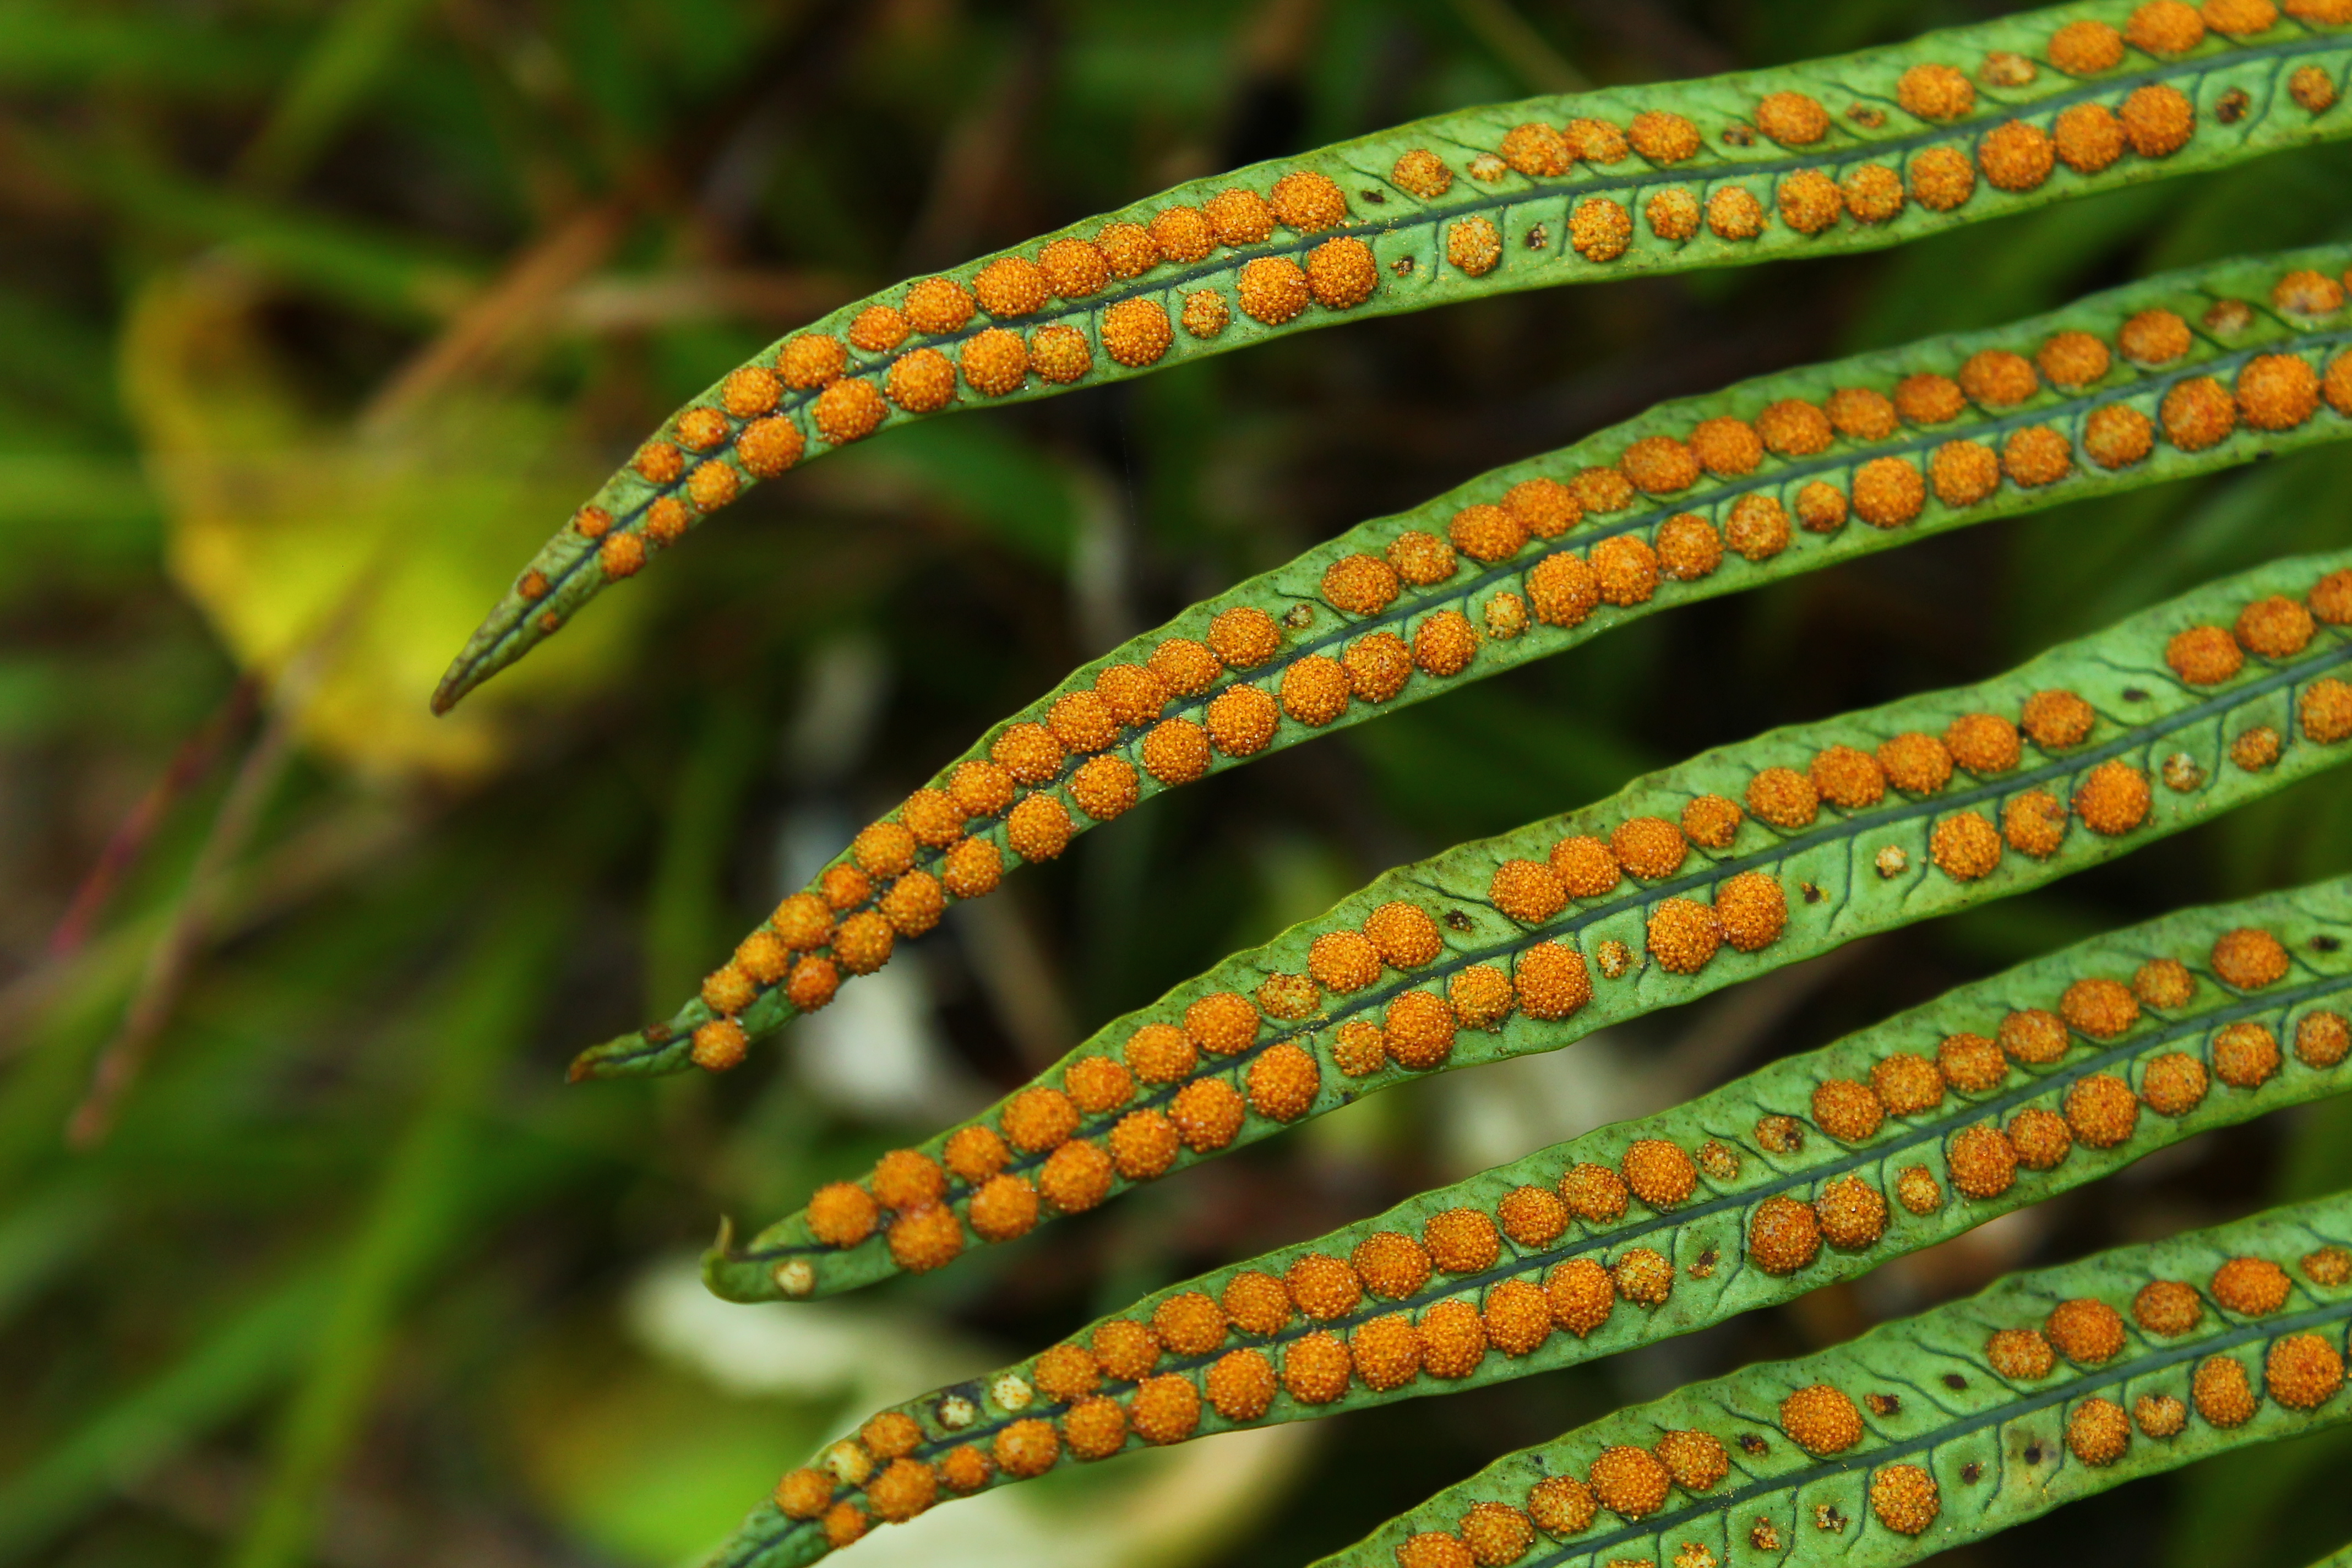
[1313,1186,2352,1567]
[448,5,2352,713]
[715,546,2352,1302]
[580,239,2352,1081]
[707,874,2352,1568]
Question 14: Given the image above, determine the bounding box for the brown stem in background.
[369,0,873,426]
[900,23,1055,271]
[46,676,263,962]
[67,597,367,1149]
[551,268,856,334]
[1442,0,1587,94]
[361,199,636,434]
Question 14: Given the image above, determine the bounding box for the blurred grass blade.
[227,890,572,1568]
[234,0,441,193]
[0,1175,108,1331]
[0,0,289,95]
[25,132,480,320]
[45,674,258,960]
[0,1267,333,1561]
[66,640,325,1148]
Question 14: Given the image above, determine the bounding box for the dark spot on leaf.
[1360,189,1387,204]
[1943,1373,1968,1390]
[646,1023,673,1043]
[1962,1461,1983,1483]
[1723,124,1756,146]
[1848,104,1887,128]
[1391,257,1415,275]
[1801,883,1823,903]
[1443,909,1474,931]
[2122,687,2150,702]
[1525,224,1548,250]
[2217,88,2249,123]
[1738,1433,1769,1455]
[1814,1504,1847,1533]
[1283,603,1315,629]
[1866,1392,1901,1416]
[935,1383,983,1427]
[2023,1442,2043,1464]
[2313,935,2342,952]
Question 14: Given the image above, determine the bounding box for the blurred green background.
[5,1,2352,1565]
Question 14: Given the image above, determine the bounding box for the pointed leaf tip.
[568,1025,690,1081]
[453,10,2352,700]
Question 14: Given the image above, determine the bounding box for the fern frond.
[705,549,2352,1304]
[578,241,2352,1082]
[443,1,2352,715]
[1315,1189,2352,1567]
[711,876,2352,1567]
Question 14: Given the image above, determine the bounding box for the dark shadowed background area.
[4,1,2351,1565]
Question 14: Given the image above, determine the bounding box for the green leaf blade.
[710,547,2352,1306]
[1314,1191,2352,1567]
[445,3,2352,713]
[580,239,2352,1082]
[703,875,2352,1568]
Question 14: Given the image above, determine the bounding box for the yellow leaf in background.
[122,262,640,782]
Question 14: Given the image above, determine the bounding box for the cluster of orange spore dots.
[689,252,2352,1394]
[778,894,2352,1558]
[1733,560,2352,897]
[574,0,2349,694]
[880,1080,1981,1491]
[1974,1244,2348,1471]
[1399,1369,1942,1557]
[1736,892,2351,1283]
[1401,1240,2333,1555]
[1481,808,1788,986]
[1397,0,2308,298]
[785,560,2352,1312]
[1244,260,2352,910]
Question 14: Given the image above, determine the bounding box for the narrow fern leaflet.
[707,551,2352,1305]
[712,879,2351,1568]
[1318,1191,2352,1568]
[446,1,2352,711]
[586,243,2352,1081]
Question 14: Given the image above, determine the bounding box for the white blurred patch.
[785,635,889,787]
[625,1259,990,1411]
[1430,1031,1647,1178]
[791,949,986,1124]
[772,766,987,1126]
[829,1420,1308,1568]
[625,1257,1315,1568]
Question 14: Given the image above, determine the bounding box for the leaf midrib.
[799,968,2352,1483]
[747,622,2352,1254]
[600,315,2352,1075]
[1527,1293,2352,1566]
[459,25,2351,689]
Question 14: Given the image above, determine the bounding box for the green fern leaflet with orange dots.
[576,241,2352,1083]
[443,0,2352,720]
[1318,1191,2352,1568]
[700,550,2352,1306]
[714,876,2352,1568]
